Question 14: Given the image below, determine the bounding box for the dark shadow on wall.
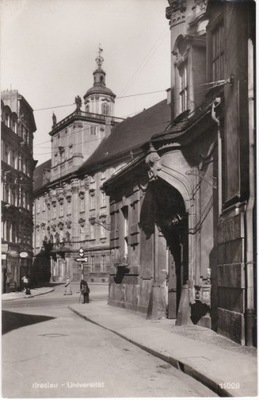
[2,310,55,335]
[114,266,130,284]
[190,301,210,324]
[139,183,156,239]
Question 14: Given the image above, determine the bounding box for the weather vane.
[96,44,104,67]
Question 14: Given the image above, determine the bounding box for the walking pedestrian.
[22,275,31,297]
[80,277,90,303]
[64,275,72,295]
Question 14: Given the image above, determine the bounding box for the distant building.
[32,50,123,283]
[1,90,37,293]
[102,0,256,346]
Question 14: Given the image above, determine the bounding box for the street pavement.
[2,286,54,301]
[69,301,257,397]
[2,283,258,397]
[2,284,217,398]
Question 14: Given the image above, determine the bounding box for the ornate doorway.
[154,179,188,319]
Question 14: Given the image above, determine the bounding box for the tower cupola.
[83,47,116,115]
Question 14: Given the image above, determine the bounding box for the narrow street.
[2,284,217,398]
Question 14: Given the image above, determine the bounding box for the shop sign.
[1,244,8,253]
[20,252,29,258]
[9,250,18,257]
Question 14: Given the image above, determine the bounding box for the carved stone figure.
[52,112,57,126]
[75,96,82,111]
[145,146,162,181]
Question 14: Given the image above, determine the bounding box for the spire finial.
[95,45,104,68]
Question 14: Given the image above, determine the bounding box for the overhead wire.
[33,117,171,156]
[32,79,218,115]
[119,27,168,97]
[33,89,167,112]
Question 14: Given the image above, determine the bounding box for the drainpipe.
[211,97,222,215]
[245,38,255,346]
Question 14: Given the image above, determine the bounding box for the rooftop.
[78,99,171,173]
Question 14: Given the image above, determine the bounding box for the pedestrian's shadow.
[2,310,55,335]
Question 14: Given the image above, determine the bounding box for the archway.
[153,178,188,319]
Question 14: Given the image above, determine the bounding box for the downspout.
[211,97,222,215]
[245,38,255,346]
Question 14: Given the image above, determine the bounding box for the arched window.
[102,103,110,115]
[173,35,189,115]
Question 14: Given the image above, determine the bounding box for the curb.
[69,306,231,397]
[2,288,54,301]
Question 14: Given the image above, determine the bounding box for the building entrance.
[154,179,188,319]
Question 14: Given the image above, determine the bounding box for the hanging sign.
[20,252,29,258]
[75,257,88,263]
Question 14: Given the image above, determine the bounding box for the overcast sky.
[1,0,170,165]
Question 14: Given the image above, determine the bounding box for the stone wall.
[217,211,245,344]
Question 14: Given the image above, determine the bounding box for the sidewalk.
[69,301,257,397]
[2,287,54,301]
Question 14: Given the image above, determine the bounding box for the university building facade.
[32,51,123,283]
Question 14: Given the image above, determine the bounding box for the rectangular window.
[100,224,105,238]
[18,154,22,171]
[80,197,85,212]
[69,145,73,158]
[90,256,94,272]
[2,220,6,241]
[90,192,95,209]
[7,186,11,204]
[101,191,106,207]
[12,223,16,243]
[12,151,16,168]
[122,206,129,257]
[90,224,95,240]
[6,146,10,164]
[18,187,22,207]
[90,125,97,135]
[22,157,26,174]
[60,203,64,216]
[11,188,15,206]
[212,23,224,81]
[37,199,40,213]
[67,201,72,215]
[80,227,85,241]
[26,160,30,177]
[54,154,58,166]
[179,62,188,113]
[61,150,65,163]
[22,190,26,208]
[101,255,106,272]
[27,193,30,211]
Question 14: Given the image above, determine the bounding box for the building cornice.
[49,109,123,136]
